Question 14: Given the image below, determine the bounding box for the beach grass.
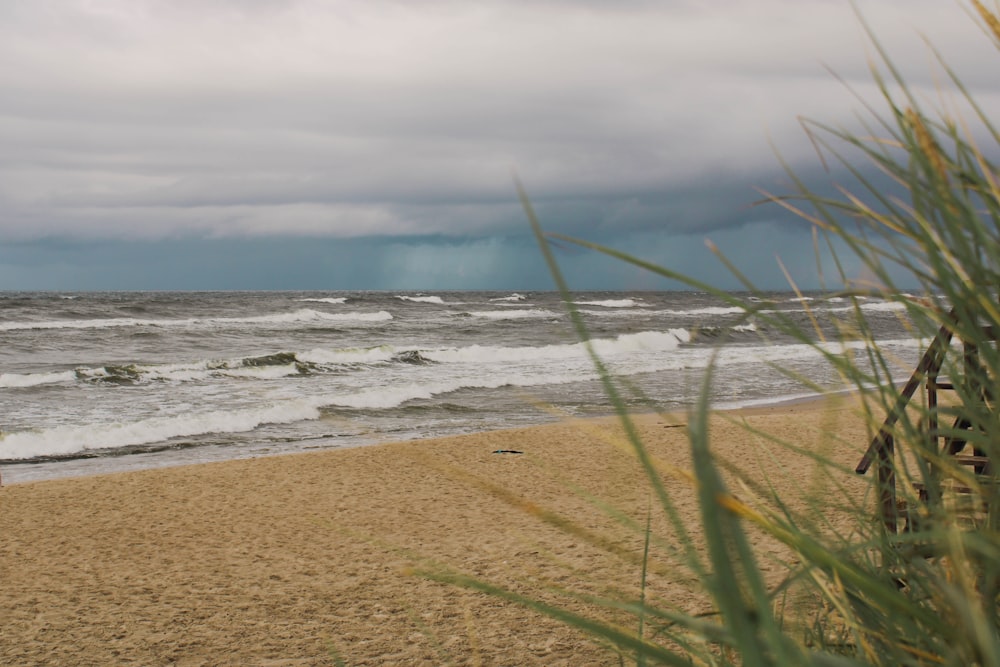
[421,3,1000,665]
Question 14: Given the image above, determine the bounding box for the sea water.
[0,290,923,483]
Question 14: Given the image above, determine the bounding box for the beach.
[0,397,873,666]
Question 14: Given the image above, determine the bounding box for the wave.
[299,345,396,365]
[396,295,447,305]
[304,330,691,368]
[297,297,349,304]
[0,370,78,388]
[581,301,893,318]
[20,351,318,388]
[323,370,591,411]
[262,332,691,369]
[213,309,393,325]
[81,352,318,386]
[423,330,689,364]
[463,309,560,320]
[574,299,642,308]
[2,366,598,460]
[0,358,595,460]
[859,301,908,313]
[218,363,303,380]
[774,301,908,315]
[0,332,924,461]
[693,323,758,339]
[1,326,927,393]
[663,306,746,316]
[0,329,689,391]
[489,293,527,302]
[3,344,412,389]
[0,399,325,461]
[577,308,664,319]
[0,316,171,332]
[0,308,392,332]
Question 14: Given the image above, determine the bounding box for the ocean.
[0,290,921,484]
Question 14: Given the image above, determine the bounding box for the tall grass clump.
[421,3,1000,665]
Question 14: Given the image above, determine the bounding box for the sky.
[0,0,996,292]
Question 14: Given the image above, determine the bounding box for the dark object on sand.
[492,449,523,454]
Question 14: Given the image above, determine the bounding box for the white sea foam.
[0,331,926,462]
[72,361,215,384]
[302,329,691,369]
[328,381,459,409]
[0,400,324,460]
[578,308,659,319]
[663,306,745,316]
[70,355,304,386]
[221,364,302,380]
[297,297,349,304]
[138,350,384,383]
[714,391,830,412]
[214,309,392,325]
[325,372,586,410]
[49,330,691,390]
[784,301,908,315]
[148,366,215,383]
[396,295,446,305]
[574,299,641,308]
[489,293,526,302]
[299,346,397,365]
[596,329,691,351]
[3,368,603,459]
[0,370,77,388]
[0,290,931,477]
[710,337,924,368]
[0,309,393,332]
[859,301,908,313]
[465,309,559,320]
[330,330,911,420]
[423,329,689,364]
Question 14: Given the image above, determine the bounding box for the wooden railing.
[856,312,996,534]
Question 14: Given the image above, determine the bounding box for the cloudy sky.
[0,0,994,291]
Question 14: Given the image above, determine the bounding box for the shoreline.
[0,390,841,487]
[0,394,873,665]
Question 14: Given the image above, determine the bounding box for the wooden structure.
[855,312,997,534]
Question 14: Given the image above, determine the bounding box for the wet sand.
[0,397,873,666]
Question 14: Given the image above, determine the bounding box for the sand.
[0,398,874,666]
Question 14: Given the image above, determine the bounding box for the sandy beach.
[0,397,874,666]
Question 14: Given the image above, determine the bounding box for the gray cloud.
[0,0,994,288]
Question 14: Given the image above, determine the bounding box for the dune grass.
[422,3,1000,665]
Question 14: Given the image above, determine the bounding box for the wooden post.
[855,310,1000,536]
[876,431,897,534]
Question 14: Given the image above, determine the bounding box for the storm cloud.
[0,1,994,289]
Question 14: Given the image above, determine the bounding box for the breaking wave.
[463,309,560,320]
[0,309,392,332]
[574,299,643,308]
[396,295,447,305]
[0,331,926,462]
[489,293,527,302]
[297,297,349,304]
